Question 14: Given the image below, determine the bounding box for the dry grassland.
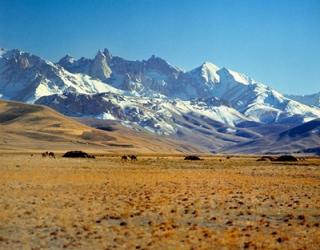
[0,154,319,249]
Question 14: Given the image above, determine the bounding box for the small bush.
[62,151,95,158]
[273,155,298,162]
[184,155,201,161]
[81,132,94,140]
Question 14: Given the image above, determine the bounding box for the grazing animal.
[129,155,137,161]
[48,152,55,158]
[41,151,55,158]
[121,155,128,160]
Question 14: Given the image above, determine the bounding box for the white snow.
[98,112,116,120]
[200,62,220,83]
[226,69,251,85]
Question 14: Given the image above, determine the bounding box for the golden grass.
[0,154,319,249]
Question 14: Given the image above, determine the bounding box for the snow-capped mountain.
[0,49,120,103]
[57,49,320,124]
[286,92,320,108]
[35,92,262,151]
[59,50,182,96]
[35,92,249,134]
[0,48,319,152]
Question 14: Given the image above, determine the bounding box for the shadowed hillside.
[0,100,203,153]
[223,119,320,154]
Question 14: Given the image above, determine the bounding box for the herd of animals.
[41,151,56,158]
[39,150,138,160]
[37,151,302,162]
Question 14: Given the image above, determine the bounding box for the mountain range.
[286,92,320,108]
[0,48,319,154]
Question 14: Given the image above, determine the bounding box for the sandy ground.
[0,154,319,249]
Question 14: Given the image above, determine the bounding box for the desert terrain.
[0,154,319,249]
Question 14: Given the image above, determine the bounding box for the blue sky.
[0,0,319,94]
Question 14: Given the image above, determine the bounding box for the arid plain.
[0,154,319,249]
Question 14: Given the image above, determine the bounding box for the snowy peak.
[93,50,105,61]
[145,55,181,75]
[188,62,220,83]
[217,67,251,85]
[199,62,220,83]
[187,62,251,86]
[1,49,36,69]
[58,54,75,65]
[102,48,112,60]
[90,50,112,81]
[200,61,219,71]
[0,49,119,102]
[58,49,113,82]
